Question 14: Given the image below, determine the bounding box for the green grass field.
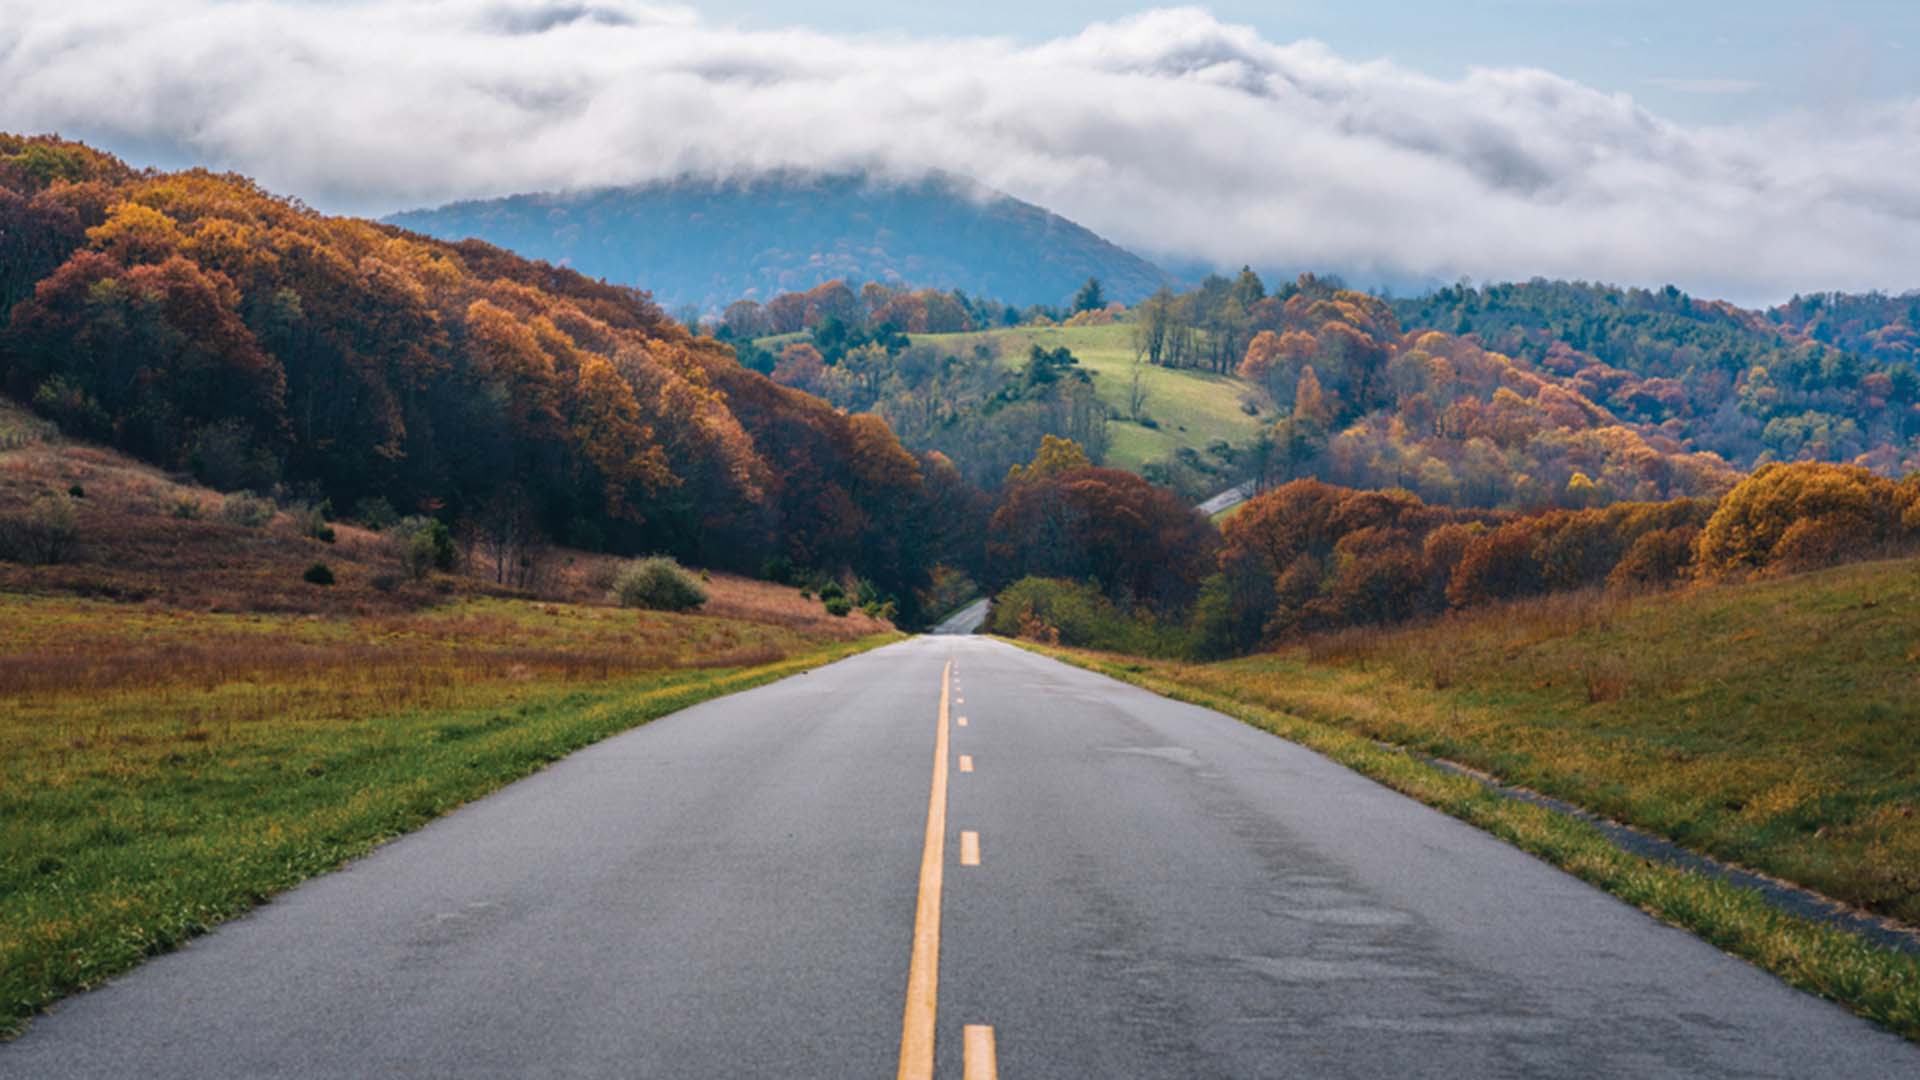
[1016,555,1920,1040]
[915,323,1265,474]
[0,592,897,1035]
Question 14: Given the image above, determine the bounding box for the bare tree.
[467,489,548,590]
[1127,358,1153,421]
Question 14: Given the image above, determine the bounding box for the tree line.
[990,450,1920,659]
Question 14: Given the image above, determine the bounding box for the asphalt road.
[4,636,1915,1078]
[929,597,989,635]
[1196,481,1256,517]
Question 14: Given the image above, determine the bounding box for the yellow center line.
[959,754,974,773]
[960,830,981,866]
[957,716,969,727]
[963,1025,999,1080]
[897,660,952,1080]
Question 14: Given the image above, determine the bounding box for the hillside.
[918,323,1263,478]
[0,134,984,626]
[385,171,1169,312]
[1394,280,1920,475]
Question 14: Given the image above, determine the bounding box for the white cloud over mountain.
[3,0,1916,302]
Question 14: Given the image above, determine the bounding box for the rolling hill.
[385,171,1170,312]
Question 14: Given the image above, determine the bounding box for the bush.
[392,516,455,579]
[219,492,276,528]
[1696,462,1909,578]
[610,556,708,612]
[818,580,846,602]
[66,484,84,499]
[292,501,335,543]
[1608,526,1698,590]
[302,562,335,586]
[352,496,399,531]
[0,494,80,565]
[985,577,1185,656]
[825,596,852,617]
[166,493,206,520]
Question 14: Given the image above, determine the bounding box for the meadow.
[916,322,1265,474]
[0,593,896,1034]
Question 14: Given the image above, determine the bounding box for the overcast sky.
[3,1,1917,303]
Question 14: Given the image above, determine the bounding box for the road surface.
[929,597,988,635]
[1196,481,1256,518]
[4,637,1914,1078]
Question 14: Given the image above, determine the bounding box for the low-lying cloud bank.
[3,0,1917,303]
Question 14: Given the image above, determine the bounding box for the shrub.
[352,496,399,531]
[166,493,206,520]
[761,556,799,585]
[985,577,1185,656]
[392,516,455,579]
[1695,462,1907,579]
[219,492,276,528]
[1608,526,1698,590]
[66,484,84,499]
[302,562,335,586]
[818,580,846,602]
[0,494,80,565]
[610,556,708,612]
[292,501,336,543]
[824,596,852,617]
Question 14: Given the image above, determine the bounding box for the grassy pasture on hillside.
[0,593,895,1034]
[915,323,1265,474]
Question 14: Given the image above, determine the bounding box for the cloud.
[1,1,1916,303]
[1647,77,1762,95]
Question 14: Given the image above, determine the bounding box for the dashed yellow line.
[960,830,981,867]
[897,661,952,1080]
[964,1025,999,1080]
[959,754,974,773]
[957,716,969,727]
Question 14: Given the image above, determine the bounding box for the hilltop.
[386,171,1170,312]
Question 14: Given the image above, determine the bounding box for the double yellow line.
[897,660,996,1080]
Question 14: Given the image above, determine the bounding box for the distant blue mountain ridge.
[386,171,1172,312]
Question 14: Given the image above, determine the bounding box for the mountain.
[385,171,1170,312]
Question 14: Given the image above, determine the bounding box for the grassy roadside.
[1014,636,1920,1041]
[1187,561,1920,925]
[0,594,898,1037]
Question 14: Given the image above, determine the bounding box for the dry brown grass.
[0,400,891,636]
[545,550,889,639]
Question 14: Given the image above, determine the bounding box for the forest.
[0,135,981,626]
